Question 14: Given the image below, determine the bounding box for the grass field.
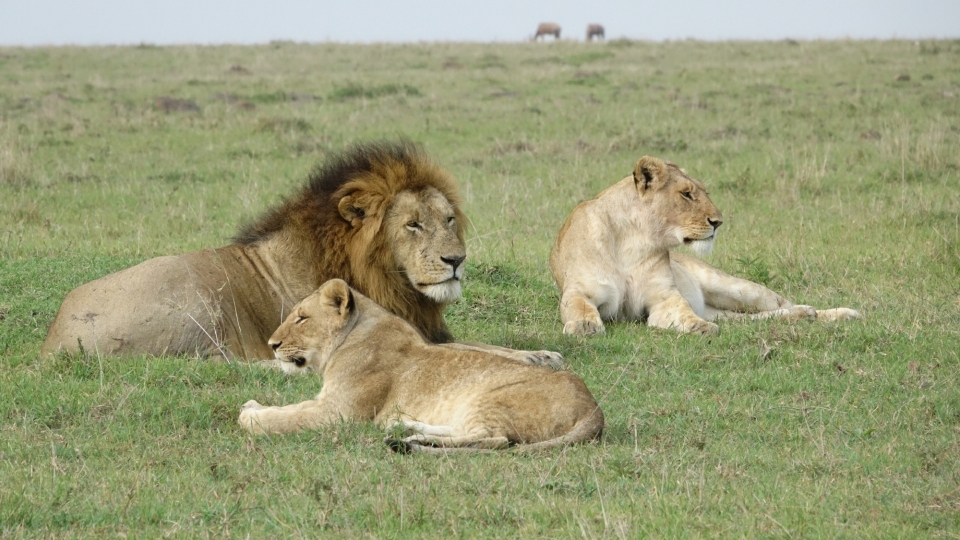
[2,38,959,537]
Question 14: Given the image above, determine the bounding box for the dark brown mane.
[235,140,432,244]
[232,139,464,343]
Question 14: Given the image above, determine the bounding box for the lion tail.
[509,405,604,453]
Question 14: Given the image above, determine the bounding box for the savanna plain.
[1,38,959,538]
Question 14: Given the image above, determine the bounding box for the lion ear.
[319,279,356,322]
[633,156,667,194]
[338,192,384,229]
[337,195,365,228]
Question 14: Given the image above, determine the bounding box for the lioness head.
[633,156,723,255]
[268,279,358,374]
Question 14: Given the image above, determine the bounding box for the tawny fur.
[239,279,604,453]
[550,155,861,336]
[41,141,469,359]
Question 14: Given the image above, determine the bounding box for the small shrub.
[255,117,312,134]
[329,83,420,101]
[735,255,775,287]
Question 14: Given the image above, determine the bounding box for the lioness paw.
[238,403,265,434]
[816,308,861,322]
[563,320,605,337]
[240,399,264,411]
[782,305,818,321]
[686,320,719,335]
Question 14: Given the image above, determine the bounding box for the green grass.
[2,39,960,537]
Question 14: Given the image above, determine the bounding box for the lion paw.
[238,401,266,433]
[516,350,565,370]
[783,305,818,321]
[240,399,264,411]
[563,320,606,337]
[685,320,719,335]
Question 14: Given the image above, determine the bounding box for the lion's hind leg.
[816,308,861,321]
[387,419,456,438]
[706,304,817,322]
[707,306,860,323]
[384,421,509,453]
[672,252,791,314]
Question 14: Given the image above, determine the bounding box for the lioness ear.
[336,289,355,319]
[321,279,355,320]
[633,156,667,194]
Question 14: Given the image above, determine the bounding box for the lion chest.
[594,253,678,322]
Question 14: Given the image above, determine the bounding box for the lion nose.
[269,340,281,351]
[708,217,723,230]
[441,255,465,271]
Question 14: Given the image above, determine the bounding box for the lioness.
[42,141,559,366]
[239,279,604,453]
[550,155,860,336]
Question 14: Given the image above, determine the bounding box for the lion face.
[267,279,358,374]
[634,156,723,255]
[383,187,467,304]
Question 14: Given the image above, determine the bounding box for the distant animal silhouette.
[534,23,561,41]
[586,24,605,41]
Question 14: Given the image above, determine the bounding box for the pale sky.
[1,0,958,45]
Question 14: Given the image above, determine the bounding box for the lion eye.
[681,191,694,201]
[295,315,308,324]
[447,217,455,226]
[406,221,422,231]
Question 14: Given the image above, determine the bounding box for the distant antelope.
[586,24,605,41]
[534,23,561,41]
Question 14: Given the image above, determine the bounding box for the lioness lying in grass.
[239,279,604,454]
[551,155,860,336]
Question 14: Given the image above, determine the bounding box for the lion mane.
[42,140,468,359]
[234,140,468,344]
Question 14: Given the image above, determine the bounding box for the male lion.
[239,279,604,454]
[42,141,558,365]
[550,155,860,336]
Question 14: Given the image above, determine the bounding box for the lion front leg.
[558,289,606,336]
[239,397,342,435]
[647,291,718,335]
